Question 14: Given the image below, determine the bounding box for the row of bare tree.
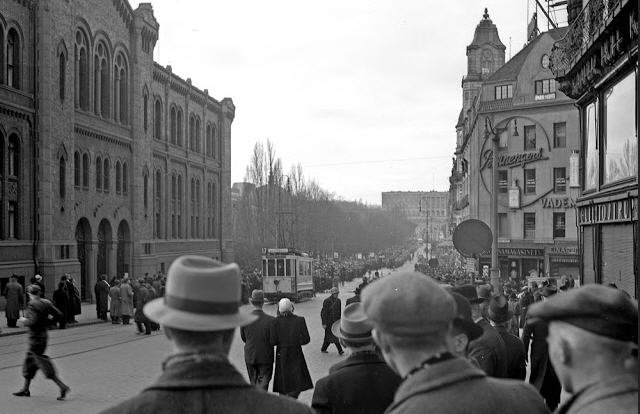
[233,140,415,271]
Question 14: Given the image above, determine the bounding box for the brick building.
[0,0,235,303]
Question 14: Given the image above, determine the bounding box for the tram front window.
[276,259,285,276]
[286,259,293,276]
[268,259,276,277]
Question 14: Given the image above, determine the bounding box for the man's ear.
[372,329,388,352]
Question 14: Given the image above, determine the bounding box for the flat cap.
[527,284,638,343]
[362,272,455,337]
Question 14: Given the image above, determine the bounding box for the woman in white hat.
[270,298,313,399]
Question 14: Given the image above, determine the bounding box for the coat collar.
[388,357,485,411]
[555,374,638,414]
[146,358,252,390]
[329,351,384,374]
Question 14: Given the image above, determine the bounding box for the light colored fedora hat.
[144,255,257,331]
[331,302,373,343]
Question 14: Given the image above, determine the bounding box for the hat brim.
[144,298,258,331]
[331,319,373,343]
[453,318,483,341]
[488,310,513,324]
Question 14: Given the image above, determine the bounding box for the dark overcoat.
[3,281,24,320]
[345,294,360,306]
[312,351,401,414]
[522,320,560,394]
[240,309,275,365]
[134,286,151,323]
[95,280,110,314]
[67,281,81,316]
[52,285,70,321]
[109,285,121,317]
[468,318,508,378]
[270,313,313,394]
[321,295,341,341]
[495,325,526,380]
[384,357,550,414]
[98,359,314,414]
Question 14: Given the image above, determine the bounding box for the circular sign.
[452,219,493,257]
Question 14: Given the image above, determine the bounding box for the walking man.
[321,287,343,355]
[240,290,275,391]
[3,276,23,328]
[13,285,70,400]
[119,278,133,325]
[94,274,110,321]
[98,255,312,414]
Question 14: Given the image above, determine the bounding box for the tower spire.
[483,8,489,20]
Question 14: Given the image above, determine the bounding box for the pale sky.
[131,0,565,204]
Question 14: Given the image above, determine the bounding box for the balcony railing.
[550,0,624,77]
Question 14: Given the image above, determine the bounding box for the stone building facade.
[381,191,449,242]
[0,0,234,303]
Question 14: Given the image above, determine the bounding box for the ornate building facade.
[0,0,234,303]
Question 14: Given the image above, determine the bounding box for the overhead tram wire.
[303,155,451,169]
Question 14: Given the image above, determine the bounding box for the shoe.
[321,350,328,353]
[57,385,70,401]
[13,390,30,397]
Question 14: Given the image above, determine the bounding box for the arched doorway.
[97,219,112,279]
[116,220,131,278]
[75,218,92,301]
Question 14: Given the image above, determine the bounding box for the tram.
[261,248,315,302]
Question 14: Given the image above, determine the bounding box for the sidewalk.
[0,302,107,338]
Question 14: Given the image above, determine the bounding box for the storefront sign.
[548,245,578,255]
[484,248,544,257]
[578,197,638,225]
[550,256,579,263]
[480,148,549,171]
[541,197,576,209]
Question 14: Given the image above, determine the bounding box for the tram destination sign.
[578,197,638,225]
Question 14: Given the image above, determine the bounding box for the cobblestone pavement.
[0,258,419,414]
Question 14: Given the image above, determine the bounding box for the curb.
[0,319,109,338]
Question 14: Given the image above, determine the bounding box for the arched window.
[196,179,201,238]
[82,153,89,188]
[170,106,177,144]
[75,30,90,110]
[7,29,20,89]
[122,163,128,194]
[171,175,176,238]
[177,175,183,238]
[190,178,195,237]
[143,92,148,131]
[96,156,102,191]
[143,172,148,209]
[189,115,195,150]
[211,125,217,159]
[154,99,162,140]
[205,125,211,157]
[177,109,183,147]
[103,158,110,191]
[7,134,20,239]
[114,53,128,124]
[115,161,122,194]
[59,53,66,101]
[195,118,201,153]
[211,182,216,237]
[155,170,162,238]
[207,183,212,237]
[74,152,81,187]
[8,135,19,177]
[59,157,66,198]
[94,42,110,118]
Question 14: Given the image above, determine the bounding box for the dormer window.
[495,84,513,100]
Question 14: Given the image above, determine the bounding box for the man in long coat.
[66,276,81,323]
[270,298,313,399]
[320,287,343,355]
[94,275,110,321]
[488,295,526,380]
[240,290,275,391]
[109,279,121,324]
[133,280,152,335]
[4,276,24,328]
[119,278,134,325]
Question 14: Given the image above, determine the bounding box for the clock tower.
[462,9,506,113]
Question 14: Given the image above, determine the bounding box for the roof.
[468,9,506,51]
[487,27,568,83]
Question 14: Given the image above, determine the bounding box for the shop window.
[603,72,637,184]
[498,170,508,193]
[553,122,566,148]
[584,102,598,191]
[524,212,536,239]
[553,213,566,238]
[554,168,566,193]
[524,125,536,150]
[524,169,536,194]
[498,213,508,237]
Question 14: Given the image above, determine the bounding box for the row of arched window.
[0,25,21,89]
[143,170,217,240]
[146,94,218,158]
[74,28,129,124]
[70,151,128,195]
[0,132,22,239]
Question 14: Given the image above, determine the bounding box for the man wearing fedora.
[451,284,508,378]
[321,287,343,355]
[527,284,637,414]
[312,302,401,414]
[361,272,549,414]
[522,286,562,410]
[99,256,313,414]
[240,289,276,391]
[488,295,526,380]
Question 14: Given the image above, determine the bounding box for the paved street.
[0,257,419,413]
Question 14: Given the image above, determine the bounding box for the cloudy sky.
[131,0,565,204]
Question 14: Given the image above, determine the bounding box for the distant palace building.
[0,0,234,303]
[381,191,449,241]
[451,10,580,282]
